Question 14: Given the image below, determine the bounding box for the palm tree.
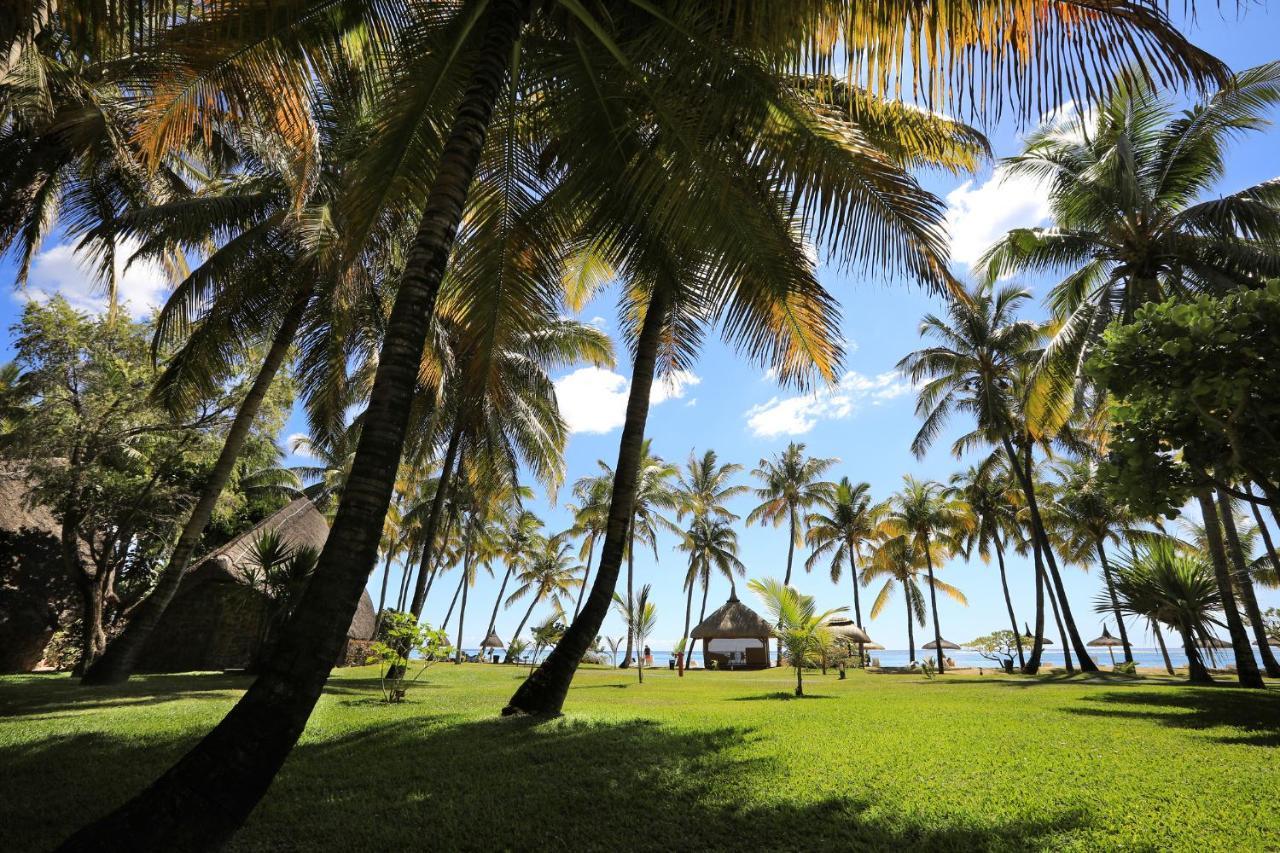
[72,5,1228,838]
[565,473,610,619]
[864,532,937,663]
[1214,490,1280,678]
[805,478,882,634]
[1041,459,1141,664]
[675,449,746,525]
[883,477,971,673]
[503,533,581,663]
[899,281,1099,673]
[485,510,542,643]
[1107,543,1224,683]
[979,63,1280,387]
[950,462,1025,669]
[612,584,657,684]
[748,442,837,589]
[676,518,746,669]
[748,578,845,697]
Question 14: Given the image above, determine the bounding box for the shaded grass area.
[2,666,1277,851]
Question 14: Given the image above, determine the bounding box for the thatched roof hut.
[690,594,772,670]
[136,497,375,672]
[0,465,79,672]
[824,617,871,645]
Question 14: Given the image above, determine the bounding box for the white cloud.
[588,315,607,328]
[286,433,319,461]
[554,367,700,434]
[685,398,697,408]
[744,370,910,438]
[944,166,1053,267]
[22,239,171,318]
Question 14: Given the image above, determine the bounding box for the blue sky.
[4,7,1279,652]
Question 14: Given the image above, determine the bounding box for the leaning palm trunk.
[409,422,464,616]
[1045,564,1074,673]
[573,535,595,619]
[485,564,513,640]
[59,7,527,844]
[1023,541,1046,674]
[1150,621,1175,675]
[372,550,395,638]
[454,532,474,664]
[620,521,636,668]
[1216,489,1280,678]
[82,290,310,686]
[1244,482,1280,574]
[441,571,464,629]
[680,576,695,672]
[1003,436,1097,671]
[778,512,797,666]
[1195,487,1263,687]
[1177,621,1213,684]
[992,537,1024,670]
[686,580,708,669]
[922,535,945,674]
[504,291,668,715]
[1095,541,1133,664]
[904,590,916,663]
[504,591,542,663]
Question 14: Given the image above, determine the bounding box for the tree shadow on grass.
[729,691,835,701]
[6,711,1093,852]
[934,673,1149,689]
[0,672,254,719]
[1063,688,1280,747]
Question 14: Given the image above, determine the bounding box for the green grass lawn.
[2,664,1277,851]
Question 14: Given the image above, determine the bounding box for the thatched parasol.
[481,630,505,649]
[923,638,961,650]
[824,617,871,645]
[1023,622,1054,645]
[1087,624,1125,665]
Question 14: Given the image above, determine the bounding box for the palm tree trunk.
[620,520,636,668]
[992,537,1024,670]
[1095,541,1133,664]
[795,664,803,697]
[922,535,946,674]
[441,571,464,630]
[82,289,310,686]
[453,527,474,664]
[776,510,797,666]
[1038,534,1073,674]
[847,536,864,628]
[573,535,595,619]
[485,565,513,639]
[680,574,695,675]
[1244,481,1280,575]
[504,592,542,663]
[371,550,395,639]
[687,580,708,668]
[503,289,668,715]
[1178,621,1213,684]
[1002,435,1097,671]
[904,588,916,663]
[1151,621,1174,675]
[58,7,527,842]
[1194,486,1263,687]
[1212,488,1279,678]
[1023,540,1046,675]
[409,422,464,616]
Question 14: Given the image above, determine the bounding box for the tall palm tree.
[565,473,610,619]
[899,281,1099,672]
[612,584,657,684]
[749,578,846,697]
[864,532,933,663]
[950,461,1026,670]
[71,5,1228,839]
[805,478,882,633]
[675,449,746,525]
[503,532,581,662]
[1108,543,1224,683]
[676,518,746,669]
[1214,489,1280,678]
[485,510,542,642]
[980,63,1280,387]
[1041,459,1141,664]
[748,442,836,588]
[883,477,971,673]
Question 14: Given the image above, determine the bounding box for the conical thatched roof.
[1087,625,1124,647]
[690,594,773,639]
[923,638,961,650]
[824,617,871,644]
[480,630,505,648]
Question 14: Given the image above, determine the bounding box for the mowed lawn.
[2,665,1277,851]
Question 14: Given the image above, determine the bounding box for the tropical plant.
[899,280,1097,673]
[566,474,610,619]
[967,631,1022,674]
[1106,543,1224,683]
[863,529,964,664]
[613,584,657,684]
[365,612,452,703]
[485,509,542,642]
[748,442,837,588]
[979,63,1280,388]
[748,578,845,697]
[882,477,971,673]
[805,477,881,632]
[528,618,566,676]
[503,533,580,662]
[676,518,746,669]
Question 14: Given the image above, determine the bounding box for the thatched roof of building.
[185,497,374,641]
[690,594,773,639]
[0,465,60,538]
[824,617,871,644]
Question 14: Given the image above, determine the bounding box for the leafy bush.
[365,611,452,703]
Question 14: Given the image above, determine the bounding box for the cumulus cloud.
[944,165,1053,268]
[285,433,319,461]
[22,239,171,318]
[744,370,910,438]
[554,367,700,434]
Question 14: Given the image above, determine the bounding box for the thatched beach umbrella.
[824,617,871,644]
[1087,624,1125,666]
[923,638,960,650]
[480,631,505,660]
[1024,622,1054,645]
